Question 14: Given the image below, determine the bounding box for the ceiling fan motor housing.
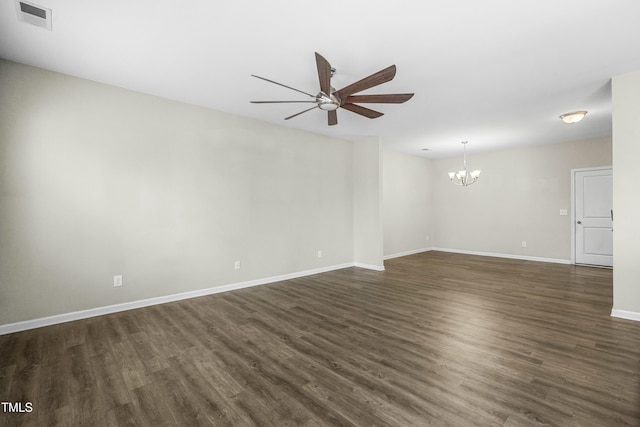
[316,92,339,111]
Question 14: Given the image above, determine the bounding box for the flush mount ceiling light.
[559,110,588,124]
[448,141,481,187]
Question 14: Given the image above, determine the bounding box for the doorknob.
[577,220,582,224]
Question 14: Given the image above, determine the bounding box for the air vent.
[15,0,52,30]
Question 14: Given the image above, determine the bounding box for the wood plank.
[0,251,638,426]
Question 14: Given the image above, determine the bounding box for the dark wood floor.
[1,251,639,426]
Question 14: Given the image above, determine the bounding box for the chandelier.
[448,141,481,187]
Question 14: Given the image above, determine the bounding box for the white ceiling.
[2,1,640,158]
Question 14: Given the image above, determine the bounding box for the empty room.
[1,1,640,426]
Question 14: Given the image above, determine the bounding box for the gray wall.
[382,150,432,257]
[353,137,384,269]
[612,70,640,316]
[431,138,611,261]
[0,60,367,325]
[382,138,612,261]
[0,57,627,327]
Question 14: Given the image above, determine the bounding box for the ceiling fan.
[251,52,414,126]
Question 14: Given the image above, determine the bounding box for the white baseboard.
[431,247,571,265]
[0,262,359,335]
[353,262,385,271]
[611,309,640,322]
[384,247,432,260]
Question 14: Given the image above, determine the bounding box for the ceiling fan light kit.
[559,110,588,124]
[316,94,339,111]
[448,141,481,187]
[251,52,414,126]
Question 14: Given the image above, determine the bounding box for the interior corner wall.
[0,59,355,326]
[382,150,432,258]
[612,70,640,317]
[353,137,384,269]
[430,138,612,261]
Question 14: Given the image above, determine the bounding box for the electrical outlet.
[113,275,123,287]
[317,250,323,258]
[234,261,241,270]
[559,209,568,216]
[521,241,527,248]
[426,235,430,241]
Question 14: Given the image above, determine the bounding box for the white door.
[575,168,613,267]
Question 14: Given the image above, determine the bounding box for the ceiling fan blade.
[251,74,316,98]
[315,52,332,95]
[344,93,414,104]
[285,106,319,120]
[251,101,317,104]
[335,65,397,101]
[340,103,384,119]
[328,110,337,126]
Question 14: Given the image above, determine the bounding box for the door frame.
[570,166,613,265]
